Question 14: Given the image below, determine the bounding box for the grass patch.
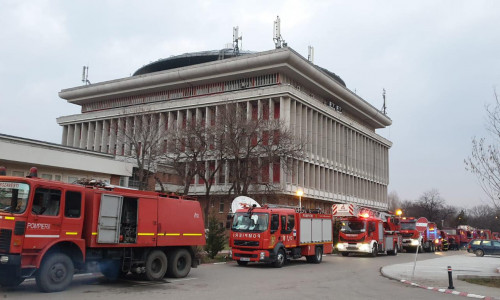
[461,277,500,288]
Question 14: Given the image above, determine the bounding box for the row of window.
[81,73,280,112]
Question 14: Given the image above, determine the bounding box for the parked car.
[467,239,500,257]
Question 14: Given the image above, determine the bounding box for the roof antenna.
[381,88,387,114]
[273,16,286,49]
[308,45,314,63]
[233,26,242,54]
[82,66,91,85]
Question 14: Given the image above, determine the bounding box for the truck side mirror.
[226,221,231,229]
[368,223,376,232]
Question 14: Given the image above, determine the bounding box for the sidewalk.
[381,251,500,299]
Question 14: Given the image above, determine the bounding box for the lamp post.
[296,189,303,210]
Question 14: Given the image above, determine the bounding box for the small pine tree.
[204,214,226,259]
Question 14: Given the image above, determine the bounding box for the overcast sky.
[1,0,499,209]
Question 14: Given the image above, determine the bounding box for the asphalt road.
[0,251,464,299]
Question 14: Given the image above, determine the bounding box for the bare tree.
[218,102,305,196]
[417,189,445,222]
[116,109,168,191]
[465,89,500,209]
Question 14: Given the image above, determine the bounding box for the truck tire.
[35,253,74,293]
[387,244,398,256]
[145,250,168,281]
[236,260,248,266]
[307,247,322,264]
[340,252,349,257]
[371,244,378,257]
[273,249,285,268]
[0,276,24,287]
[167,248,192,278]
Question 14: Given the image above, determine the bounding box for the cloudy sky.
[1,0,499,208]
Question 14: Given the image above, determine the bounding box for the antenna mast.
[273,16,286,49]
[233,26,242,54]
[381,88,387,114]
[308,45,314,63]
[81,66,91,85]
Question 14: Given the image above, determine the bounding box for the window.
[287,214,295,230]
[41,174,52,180]
[67,176,78,184]
[280,215,293,234]
[65,191,81,218]
[12,171,24,177]
[270,214,279,231]
[32,188,61,216]
[482,240,492,246]
[219,200,224,213]
[54,175,62,181]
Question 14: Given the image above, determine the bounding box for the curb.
[380,267,498,300]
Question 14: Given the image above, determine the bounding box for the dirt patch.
[461,277,500,288]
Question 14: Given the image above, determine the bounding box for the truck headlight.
[0,256,9,263]
[336,243,346,250]
[411,240,419,246]
[259,252,266,260]
[359,243,370,252]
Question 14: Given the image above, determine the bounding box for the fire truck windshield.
[340,220,366,233]
[0,181,30,214]
[232,212,269,232]
[400,222,416,230]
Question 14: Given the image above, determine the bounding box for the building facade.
[56,47,392,211]
[0,133,134,184]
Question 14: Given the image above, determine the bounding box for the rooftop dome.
[133,48,346,87]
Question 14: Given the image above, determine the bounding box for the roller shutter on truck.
[97,194,123,244]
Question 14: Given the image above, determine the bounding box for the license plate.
[240,257,250,261]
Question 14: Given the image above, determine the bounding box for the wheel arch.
[36,240,85,269]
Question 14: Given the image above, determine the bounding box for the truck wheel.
[36,253,74,292]
[237,260,248,266]
[371,244,378,257]
[145,250,168,281]
[273,249,285,268]
[311,247,323,263]
[0,276,24,287]
[475,249,485,257]
[167,248,192,278]
[341,252,349,257]
[388,245,398,256]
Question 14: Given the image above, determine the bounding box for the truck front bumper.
[336,242,371,254]
[230,248,274,263]
[402,239,420,248]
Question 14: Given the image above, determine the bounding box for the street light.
[296,189,303,210]
[395,209,402,216]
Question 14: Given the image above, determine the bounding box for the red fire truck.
[0,168,205,292]
[333,204,401,257]
[229,203,333,267]
[400,217,438,252]
[443,227,469,250]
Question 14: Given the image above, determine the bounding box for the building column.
[109,119,117,154]
[61,125,68,146]
[80,123,88,149]
[73,123,81,148]
[87,121,95,150]
[94,121,103,152]
[66,124,74,147]
[101,119,110,153]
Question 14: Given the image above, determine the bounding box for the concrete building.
[56,47,392,211]
[0,133,134,185]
